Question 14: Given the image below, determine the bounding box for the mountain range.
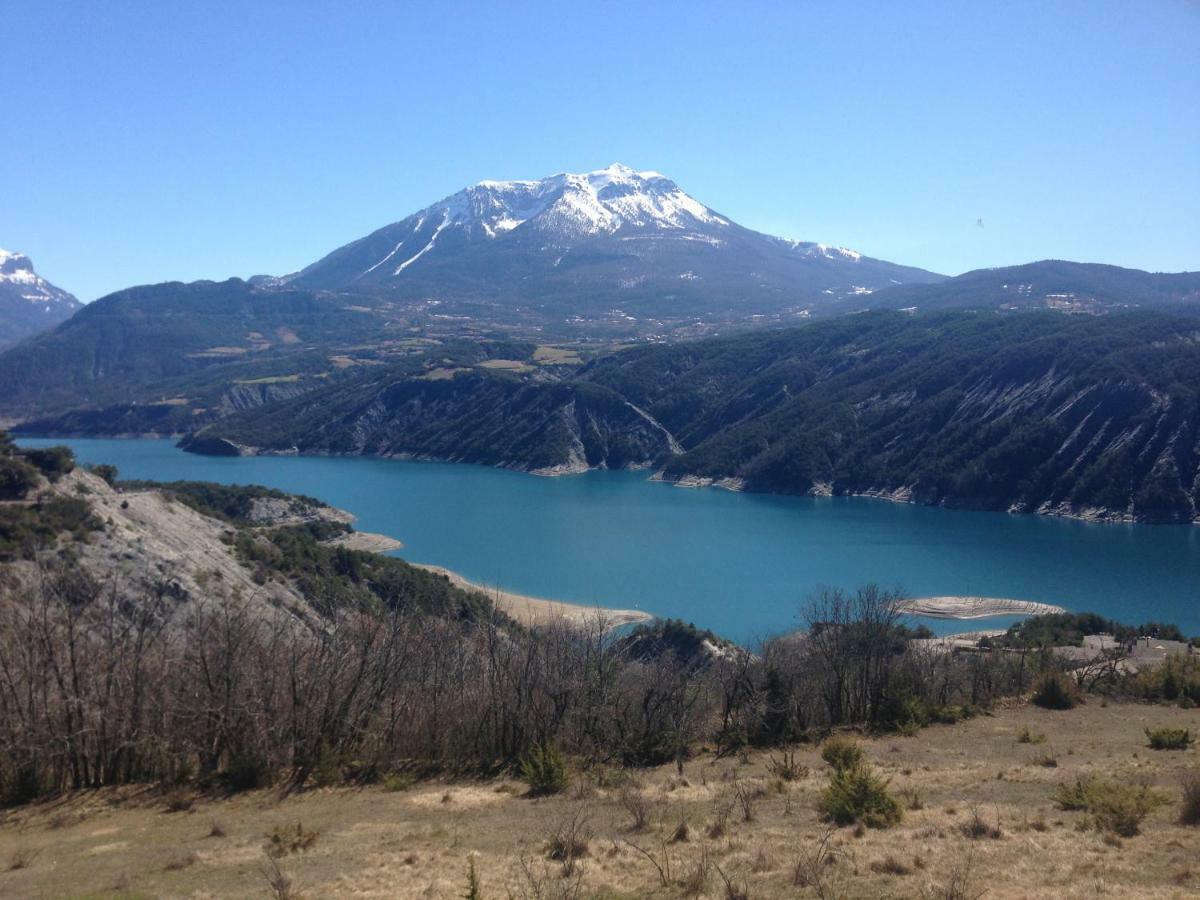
[0,249,81,348]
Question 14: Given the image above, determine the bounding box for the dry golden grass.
[0,701,1197,897]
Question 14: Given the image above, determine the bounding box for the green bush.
[0,457,39,500]
[1145,727,1191,751]
[20,446,75,482]
[1089,783,1165,837]
[0,497,103,561]
[520,743,567,796]
[820,735,865,772]
[1031,670,1079,710]
[1052,776,1165,836]
[1052,775,1095,811]
[1131,655,1200,704]
[817,761,902,828]
[87,463,119,486]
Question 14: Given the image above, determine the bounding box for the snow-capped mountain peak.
[0,249,39,286]
[0,248,77,306]
[410,163,730,247]
[285,165,944,306]
[0,248,83,347]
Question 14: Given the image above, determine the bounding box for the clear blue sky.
[3,0,1197,301]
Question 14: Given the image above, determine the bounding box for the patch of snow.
[777,238,864,262]
[362,239,407,276]
[394,212,452,274]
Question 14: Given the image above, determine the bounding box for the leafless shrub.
[766,747,808,782]
[619,784,652,832]
[958,806,1002,840]
[626,838,673,888]
[793,827,850,898]
[921,849,985,900]
[545,806,591,877]
[511,853,584,900]
[715,862,750,900]
[670,817,690,843]
[733,780,765,822]
[207,819,227,838]
[707,792,734,839]
[262,856,301,900]
[679,844,711,896]
[0,570,1034,809]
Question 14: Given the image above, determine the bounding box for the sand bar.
[900,596,1066,619]
[326,531,404,553]
[413,564,653,629]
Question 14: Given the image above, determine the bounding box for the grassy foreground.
[0,701,1196,899]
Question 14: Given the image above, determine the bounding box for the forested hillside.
[0,278,401,416]
[189,310,1200,522]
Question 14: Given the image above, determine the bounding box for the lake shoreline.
[412,564,654,630]
[15,436,1200,638]
[13,431,1198,526]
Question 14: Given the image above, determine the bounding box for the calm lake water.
[18,438,1200,640]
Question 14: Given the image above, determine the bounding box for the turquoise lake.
[18,437,1200,640]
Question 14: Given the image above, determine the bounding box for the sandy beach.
[413,564,653,629]
[899,596,1066,619]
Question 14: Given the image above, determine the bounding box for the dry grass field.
[1,700,1196,899]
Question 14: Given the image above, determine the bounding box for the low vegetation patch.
[1131,654,1200,704]
[1145,727,1191,751]
[521,743,568,796]
[266,822,319,857]
[0,496,103,561]
[820,736,864,772]
[1017,727,1047,744]
[1031,670,1080,710]
[817,760,903,828]
[1052,776,1166,837]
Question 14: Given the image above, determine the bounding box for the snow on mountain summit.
[0,248,77,306]
[0,248,82,347]
[409,162,730,250]
[285,165,944,309]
